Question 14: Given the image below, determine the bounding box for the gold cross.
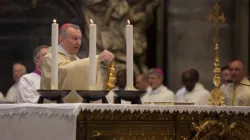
[207,3,226,43]
[208,3,226,24]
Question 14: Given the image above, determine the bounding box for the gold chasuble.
[40,47,103,103]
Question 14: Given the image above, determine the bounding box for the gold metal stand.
[207,3,226,106]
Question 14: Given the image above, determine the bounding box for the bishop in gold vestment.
[40,23,114,102]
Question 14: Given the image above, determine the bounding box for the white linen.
[175,83,210,105]
[142,85,174,103]
[6,84,18,102]
[0,103,81,140]
[17,73,41,103]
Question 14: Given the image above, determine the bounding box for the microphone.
[226,80,250,86]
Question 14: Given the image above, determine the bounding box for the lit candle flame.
[127,20,130,25]
[53,19,56,23]
[90,19,94,24]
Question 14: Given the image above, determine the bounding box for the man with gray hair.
[6,63,27,102]
[142,68,174,103]
[17,45,49,103]
[40,23,114,103]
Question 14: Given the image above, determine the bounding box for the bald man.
[175,69,210,105]
[222,60,250,106]
[6,63,27,102]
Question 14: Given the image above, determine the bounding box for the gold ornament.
[207,3,226,106]
[105,60,116,90]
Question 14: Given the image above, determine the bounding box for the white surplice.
[0,92,4,101]
[142,85,174,103]
[6,83,18,102]
[175,82,210,105]
[16,72,41,103]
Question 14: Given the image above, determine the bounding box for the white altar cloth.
[0,103,81,140]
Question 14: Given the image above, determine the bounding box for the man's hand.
[98,50,114,62]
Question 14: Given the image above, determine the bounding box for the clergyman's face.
[183,74,196,92]
[135,75,148,91]
[35,48,48,70]
[149,74,162,89]
[60,27,82,55]
[13,64,25,82]
[230,61,244,83]
[221,69,231,84]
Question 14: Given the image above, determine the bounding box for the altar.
[77,104,250,140]
[0,104,249,140]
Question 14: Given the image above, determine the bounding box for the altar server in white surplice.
[40,23,114,103]
[222,60,250,106]
[142,68,174,102]
[17,45,49,103]
[6,63,27,102]
[175,69,210,105]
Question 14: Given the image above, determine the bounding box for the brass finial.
[105,60,116,90]
[207,3,225,106]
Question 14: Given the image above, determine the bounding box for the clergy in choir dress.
[222,60,250,106]
[40,23,114,102]
[175,69,210,105]
[6,63,27,102]
[141,68,174,103]
[17,45,49,103]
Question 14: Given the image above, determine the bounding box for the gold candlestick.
[105,60,116,90]
[207,3,226,106]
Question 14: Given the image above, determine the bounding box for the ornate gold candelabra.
[207,4,226,106]
[105,60,116,90]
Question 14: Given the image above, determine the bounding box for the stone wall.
[166,0,235,92]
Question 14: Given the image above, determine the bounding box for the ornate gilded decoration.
[77,109,250,140]
[191,118,250,140]
[207,3,226,106]
[105,60,116,90]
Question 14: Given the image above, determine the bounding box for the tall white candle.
[88,19,97,90]
[51,19,58,90]
[125,20,136,90]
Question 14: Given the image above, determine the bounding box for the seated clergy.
[6,63,27,102]
[175,69,210,105]
[135,73,152,102]
[17,45,49,103]
[135,73,151,92]
[40,23,114,102]
[142,68,174,103]
[222,60,250,106]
